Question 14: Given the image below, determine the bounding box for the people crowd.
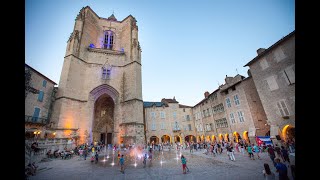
[27,137,294,178]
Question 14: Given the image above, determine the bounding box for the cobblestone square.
[29,148,294,180]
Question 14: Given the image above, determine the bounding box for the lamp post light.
[34,130,41,142]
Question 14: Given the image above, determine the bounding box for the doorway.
[107,133,112,145]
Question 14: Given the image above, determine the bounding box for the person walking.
[190,142,193,153]
[83,148,88,160]
[95,151,99,164]
[275,158,289,180]
[262,163,276,180]
[247,144,255,160]
[181,155,187,174]
[280,146,291,164]
[119,155,125,174]
[253,144,261,159]
[143,153,147,168]
[227,145,235,161]
[267,145,276,166]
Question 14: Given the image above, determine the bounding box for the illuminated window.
[103,31,114,49]
[102,67,107,79]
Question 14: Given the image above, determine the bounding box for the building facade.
[143,98,195,145]
[191,73,268,144]
[51,6,144,146]
[244,31,295,143]
[25,63,57,139]
[220,74,269,143]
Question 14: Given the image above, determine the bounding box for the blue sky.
[26,0,295,106]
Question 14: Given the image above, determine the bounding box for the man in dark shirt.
[267,145,276,166]
[275,158,289,180]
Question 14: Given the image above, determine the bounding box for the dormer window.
[104,31,114,49]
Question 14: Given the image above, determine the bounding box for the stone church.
[51,6,144,146]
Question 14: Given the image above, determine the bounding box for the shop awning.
[256,136,273,145]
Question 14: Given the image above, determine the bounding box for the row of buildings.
[143,31,295,146]
[25,6,294,149]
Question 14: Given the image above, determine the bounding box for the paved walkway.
[29,148,295,180]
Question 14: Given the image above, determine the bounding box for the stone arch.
[233,131,241,142]
[174,135,182,143]
[282,124,295,142]
[88,84,120,145]
[150,135,160,144]
[200,135,205,142]
[184,135,196,143]
[243,131,250,144]
[211,135,216,142]
[197,135,201,142]
[206,135,211,142]
[161,135,171,143]
[218,134,223,142]
[224,133,230,142]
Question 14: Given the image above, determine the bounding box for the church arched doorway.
[92,94,115,145]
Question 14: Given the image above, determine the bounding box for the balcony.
[172,128,181,133]
[25,115,49,125]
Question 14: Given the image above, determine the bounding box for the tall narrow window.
[102,67,107,79]
[160,112,165,119]
[42,80,47,88]
[103,31,114,49]
[237,111,245,122]
[151,112,156,119]
[32,107,40,122]
[230,113,236,124]
[151,122,156,130]
[234,94,240,106]
[161,122,166,130]
[173,112,177,119]
[38,91,44,102]
[188,124,192,131]
[106,68,111,78]
[226,98,231,108]
[283,65,295,85]
[277,100,290,117]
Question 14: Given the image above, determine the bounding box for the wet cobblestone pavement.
[29,148,294,180]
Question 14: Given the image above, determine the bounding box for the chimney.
[257,48,266,55]
[204,91,210,98]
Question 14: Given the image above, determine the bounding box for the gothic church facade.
[51,6,144,146]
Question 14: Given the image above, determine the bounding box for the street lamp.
[34,130,41,142]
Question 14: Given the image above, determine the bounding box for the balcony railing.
[25,115,49,124]
[172,128,181,132]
